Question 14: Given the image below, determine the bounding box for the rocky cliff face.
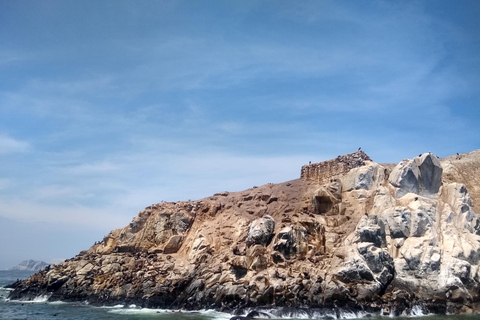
[9,150,480,316]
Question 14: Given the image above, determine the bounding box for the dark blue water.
[2,270,480,320]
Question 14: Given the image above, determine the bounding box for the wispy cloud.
[0,198,130,229]
[62,161,120,175]
[0,135,30,154]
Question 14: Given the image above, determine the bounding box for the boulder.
[382,207,411,238]
[389,153,443,198]
[335,251,375,283]
[354,215,386,247]
[370,187,396,215]
[246,245,268,271]
[389,159,421,197]
[418,153,443,195]
[358,243,393,276]
[273,226,308,260]
[343,163,385,192]
[163,235,184,254]
[246,215,276,247]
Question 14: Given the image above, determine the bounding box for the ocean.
[0,270,230,320]
[1,270,480,320]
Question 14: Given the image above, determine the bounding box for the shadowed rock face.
[9,149,480,316]
[246,215,276,247]
[389,153,443,198]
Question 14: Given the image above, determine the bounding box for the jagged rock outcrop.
[389,153,443,198]
[9,149,480,317]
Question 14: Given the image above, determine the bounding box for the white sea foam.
[107,307,181,315]
[6,292,53,304]
[47,300,67,305]
[0,286,13,291]
[100,304,125,309]
[32,294,52,303]
[338,310,360,319]
[233,307,375,319]
[197,309,232,319]
[107,307,231,319]
[410,305,426,317]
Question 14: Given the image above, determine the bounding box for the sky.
[0,0,479,269]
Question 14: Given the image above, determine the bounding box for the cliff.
[8,149,480,317]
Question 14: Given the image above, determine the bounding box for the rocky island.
[8,260,49,272]
[8,149,480,318]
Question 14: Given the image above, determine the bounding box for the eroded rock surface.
[9,149,480,316]
[389,153,443,198]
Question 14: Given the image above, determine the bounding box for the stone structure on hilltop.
[8,149,480,318]
[300,150,372,184]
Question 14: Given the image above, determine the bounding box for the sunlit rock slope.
[9,149,480,316]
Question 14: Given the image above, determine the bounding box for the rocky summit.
[9,149,480,316]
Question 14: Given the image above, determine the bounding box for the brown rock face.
[9,149,480,317]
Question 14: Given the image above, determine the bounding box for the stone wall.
[300,150,372,184]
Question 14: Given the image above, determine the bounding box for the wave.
[32,294,52,303]
[232,306,433,319]
[406,305,428,317]
[233,307,370,319]
[107,306,231,319]
[98,304,125,309]
[47,300,68,305]
[4,292,53,304]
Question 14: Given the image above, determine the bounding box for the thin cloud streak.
[0,135,30,154]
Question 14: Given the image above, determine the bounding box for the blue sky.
[1,0,479,268]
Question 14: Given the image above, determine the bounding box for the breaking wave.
[232,307,373,319]
[407,305,427,317]
[107,306,231,319]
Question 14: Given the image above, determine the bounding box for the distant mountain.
[8,260,49,271]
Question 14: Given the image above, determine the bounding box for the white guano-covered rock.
[418,153,443,195]
[389,153,443,198]
[389,159,420,197]
[381,207,411,239]
[343,162,385,192]
[442,183,480,234]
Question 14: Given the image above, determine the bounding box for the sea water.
[0,270,231,320]
[1,270,480,320]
